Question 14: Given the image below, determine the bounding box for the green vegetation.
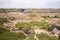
[58,34,60,40]
[0,9,59,40]
[42,16,60,19]
[26,32,36,40]
[0,18,7,25]
[0,31,57,40]
[0,27,10,34]
[30,21,52,30]
[0,32,26,40]
[29,14,35,18]
[36,33,57,40]
[0,27,26,40]
[54,16,60,18]
[16,22,31,29]
[16,21,52,30]
[0,27,35,40]
[30,21,47,26]
[42,16,50,19]
[7,16,15,20]
[20,9,24,12]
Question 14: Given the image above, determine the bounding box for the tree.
[20,9,24,12]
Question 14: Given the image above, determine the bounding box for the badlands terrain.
[0,9,60,40]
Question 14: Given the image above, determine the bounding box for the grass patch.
[0,32,26,40]
[0,18,7,25]
[16,21,52,30]
[26,32,36,40]
[16,22,31,29]
[36,33,57,40]
[0,27,10,34]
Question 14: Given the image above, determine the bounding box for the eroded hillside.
[0,9,60,40]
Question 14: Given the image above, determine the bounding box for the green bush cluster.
[16,21,52,30]
[26,32,36,40]
[16,22,31,29]
[0,32,26,40]
[7,17,15,20]
[42,16,60,19]
[29,14,35,18]
[0,18,7,25]
[36,33,57,40]
[0,27,10,34]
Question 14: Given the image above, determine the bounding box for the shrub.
[26,32,36,40]
[36,33,57,40]
[29,14,35,18]
[0,18,7,25]
[16,22,31,29]
[0,27,10,34]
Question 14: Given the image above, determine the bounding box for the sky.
[0,0,60,8]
